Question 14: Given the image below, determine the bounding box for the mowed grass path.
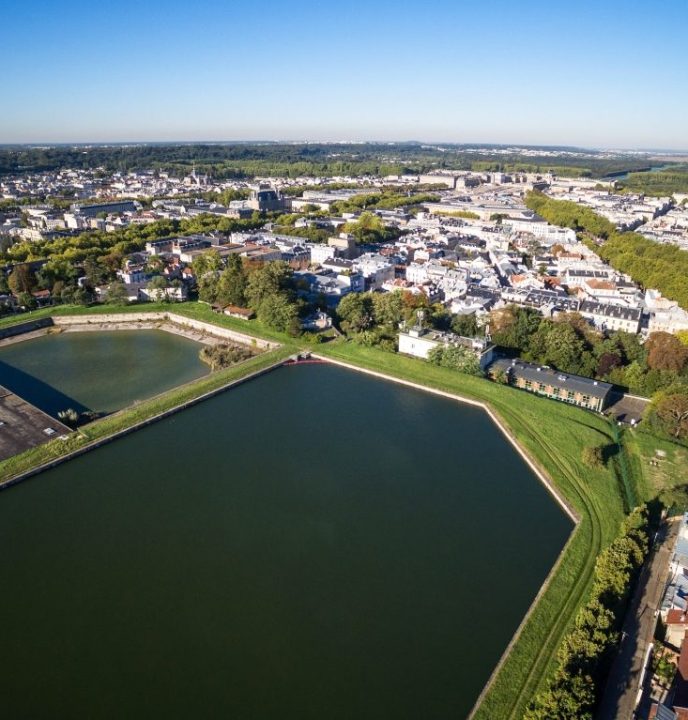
[0,305,628,717]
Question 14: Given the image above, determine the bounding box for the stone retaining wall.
[0,317,54,341]
[48,313,279,350]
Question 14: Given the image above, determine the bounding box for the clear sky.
[2,0,686,149]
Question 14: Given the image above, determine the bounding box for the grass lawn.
[626,429,688,505]
[2,302,675,718]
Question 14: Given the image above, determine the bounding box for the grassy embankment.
[625,429,688,509]
[0,301,297,346]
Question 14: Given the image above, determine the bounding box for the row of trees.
[490,305,688,398]
[526,507,650,719]
[593,233,688,311]
[328,190,440,214]
[525,191,688,310]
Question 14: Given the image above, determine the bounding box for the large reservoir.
[0,361,572,719]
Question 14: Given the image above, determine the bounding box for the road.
[597,517,680,720]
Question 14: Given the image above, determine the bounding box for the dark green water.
[0,364,572,719]
[0,330,208,417]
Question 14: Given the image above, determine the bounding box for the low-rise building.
[398,327,495,369]
[579,301,643,333]
[489,358,613,411]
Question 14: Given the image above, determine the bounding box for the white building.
[579,301,643,334]
[398,327,495,369]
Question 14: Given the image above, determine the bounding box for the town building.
[579,301,643,333]
[488,358,613,412]
[398,326,495,370]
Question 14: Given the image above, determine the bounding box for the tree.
[526,320,586,373]
[147,275,169,301]
[647,393,688,440]
[215,254,247,307]
[16,291,37,309]
[652,648,676,687]
[82,257,108,288]
[646,332,688,373]
[372,290,404,327]
[257,293,298,332]
[428,345,483,376]
[490,305,541,351]
[245,261,293,310]
[582,445,604,469]
[197,272,220,304]
[451,312,479,337]
[597,352,622,377]
[7,264,35,295]
[104,281,129,305]
[337,292,374,333]
[192,249,222,280]
[341,211,398,244]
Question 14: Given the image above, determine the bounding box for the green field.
[1,302,684,718]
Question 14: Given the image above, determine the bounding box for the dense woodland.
[0,143,665,179]
[617,164,688,196]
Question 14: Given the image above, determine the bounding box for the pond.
[0,363,572,719]
[0,329,209,417]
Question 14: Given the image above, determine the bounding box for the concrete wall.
[49,312,279,350]
[166,313,279,350]
[0,317,54,341]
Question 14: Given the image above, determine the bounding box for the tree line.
[0,143,655,178]
[525,191,688,310]
[525,506,650,719]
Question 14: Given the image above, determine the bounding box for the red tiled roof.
[667,609,688,625]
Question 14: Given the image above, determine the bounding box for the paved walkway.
[606,391,650,425]
[597,517,680,720]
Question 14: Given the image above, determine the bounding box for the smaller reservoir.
[0,329,209,418]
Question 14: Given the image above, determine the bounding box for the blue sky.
[2,0,687,148]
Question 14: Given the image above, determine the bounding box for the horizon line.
[1,140,688,155]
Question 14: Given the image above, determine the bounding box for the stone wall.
[0,317,54,341]
[49,312,279,350]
